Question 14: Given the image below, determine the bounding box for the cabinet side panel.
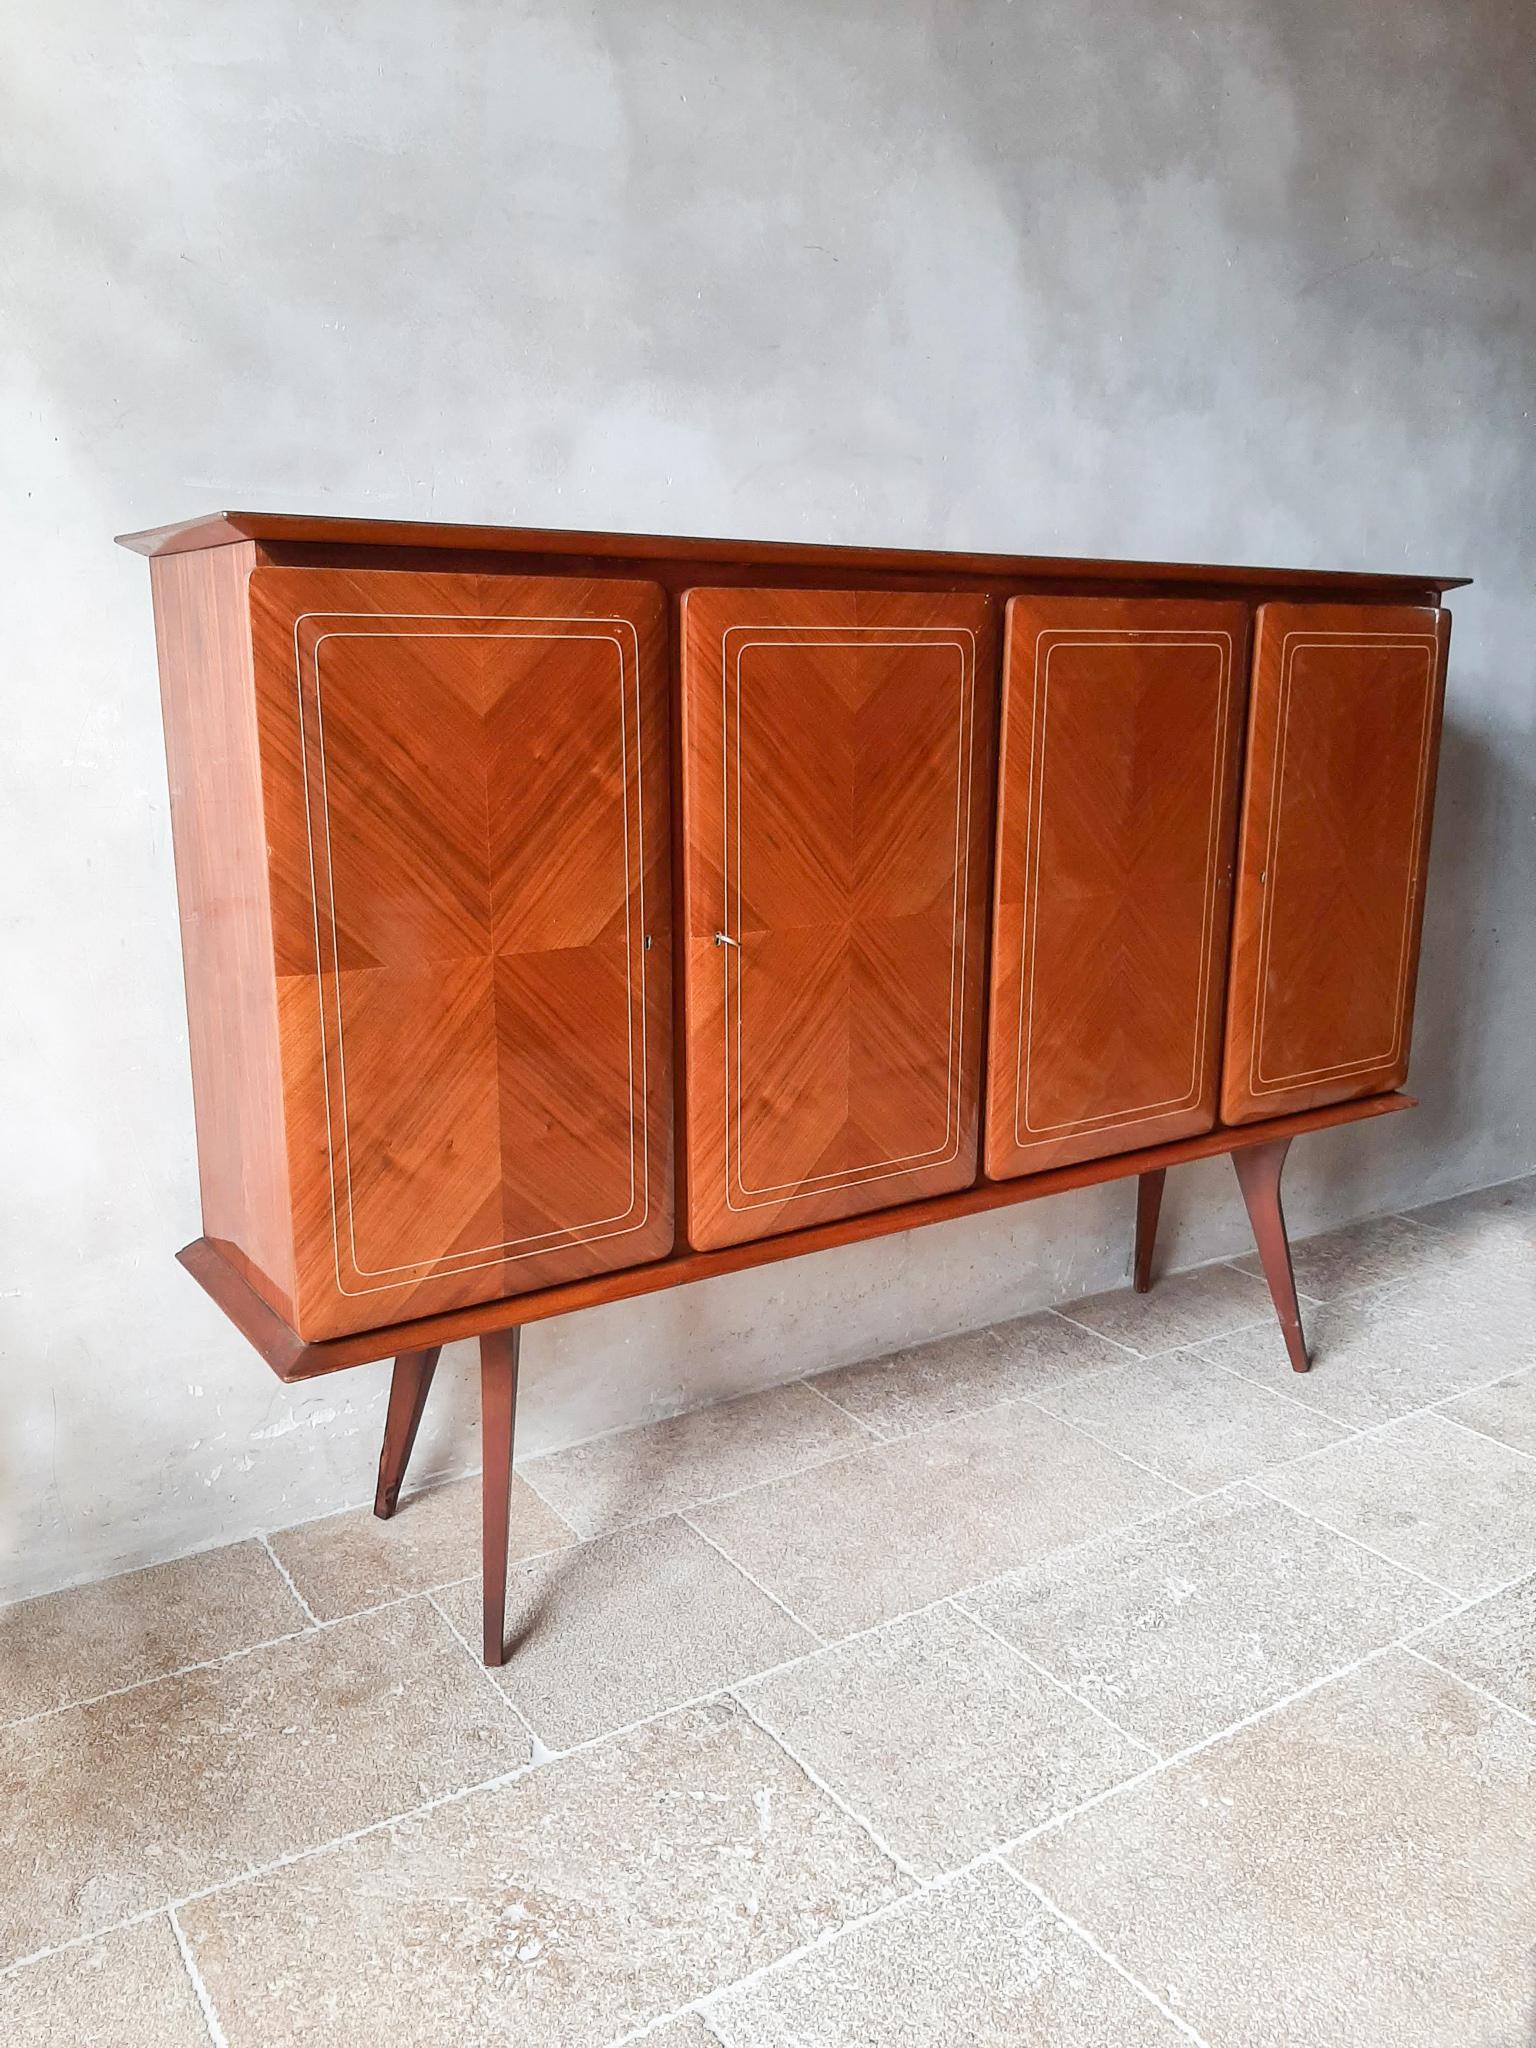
[149,544,298,1317]
[985,598,1248,1178]
[1221,602,1449,1124]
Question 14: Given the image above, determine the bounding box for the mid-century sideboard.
[119,511,1463,1664]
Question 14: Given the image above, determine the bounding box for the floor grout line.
[1006,1867,1216,2046]
[988,1537,1536,1875]
[256,1532,319,1625]
[1195,1324,1536,1468]
[995,1636,1410,1857]
[225,1457,491,1549]
[1243,1479,1465,1596]
[794,1372,895,1439]
[1418,1405,1536,1467]
[168,1906,230,2048]
[951,1598,1161,1759]
[727,1686,925,1882]
[0,1747,540,1984]
[1007,1393,1206,1498]
[1402,1646,1536,1731]
[423,1588,548,1753]
[682,1515,827,1644]
[0,1585,473,1735]
[1043,1307,1147,1356]
[1389,1563,1536,1651]
[0,1628,313,1734]
[605,1856,1015,2048]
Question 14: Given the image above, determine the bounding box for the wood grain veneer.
[1221,602,1450,1123]
[679,586,997,1247]
[150,542,297,1320]
[148,559,675,1341]
[985,598,1248,1177]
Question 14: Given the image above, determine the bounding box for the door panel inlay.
[1221,603,1448,1123]
[251,568,673,1339]
[985,599,1248,1179]
[681,588,997,1250]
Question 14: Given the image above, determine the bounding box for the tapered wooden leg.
[480,1329,521,1667]
[373,1346,442,1520]
[1232,1139,1310,1372]
[1133,1170,1166,1293]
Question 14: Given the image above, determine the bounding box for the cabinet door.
[1221,603,1448,1124]
[680,587,997,1249]
[985,599,1247,1178]
[249,566,673,1340]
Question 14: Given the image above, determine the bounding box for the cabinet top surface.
[115,509,1469,598]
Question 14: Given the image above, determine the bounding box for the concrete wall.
[3,0,1533,1601]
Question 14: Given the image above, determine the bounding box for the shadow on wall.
[1409,710,1533,1179]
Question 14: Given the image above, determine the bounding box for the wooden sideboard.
[120,511,1464,1663]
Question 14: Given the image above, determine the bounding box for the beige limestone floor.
[3,1176,1535,2047]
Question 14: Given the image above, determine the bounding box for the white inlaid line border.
[292,610,652,1294]
[1248,630,1438,1097]
[1011,629,1234,1150]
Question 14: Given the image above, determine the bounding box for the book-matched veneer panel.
[679,586,998,1249]
[1221,602,1449,1124]
[248,566,674,1339]
[985,598,1248,1177]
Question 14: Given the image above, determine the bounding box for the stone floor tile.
[1034,1348,1347,1491]
[523,1383,871,1538]
[1198,1287,1512,1430]
[644,2018,723,2048]
[1415,1576,1536,1718]
[1438,1364,1536,1459]
[810,1314,1124,1440]
[960,1486,1448,1754]
[434,1515,814,1748]
[270,1472,574,1621]
[706,1862,1188,2046]
[1385,1262,1536,1357]
[688,1402,1186,1640]
[1257,1410,1536,1595]
[0,1917,209,2047]
[1403,1173,1536,1244]
[0,1598,523,1966]
[737,1604,1145,1876]
[0,1541,306,1725]
[1019,1651,1536,2048]
[178,1700,905,2048]
[1232,1211,1456,1301]
[1059,1261,1278,1356]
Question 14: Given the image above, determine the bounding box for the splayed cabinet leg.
[1231,1139,1310,1372]
[480,1328,522,1667]
[373,1346,442,1519]
[1133,1170,1166,1293]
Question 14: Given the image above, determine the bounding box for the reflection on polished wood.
[153,560,674,1341]
[680,586,997,1249]
[986,598,1248,1178]
[1222,603,1449,1124]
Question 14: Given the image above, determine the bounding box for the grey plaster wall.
[2,0,1532,1599]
